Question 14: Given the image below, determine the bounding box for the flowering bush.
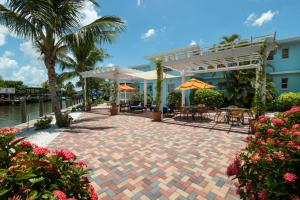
[227,107,300,200]
[0,127,98,200]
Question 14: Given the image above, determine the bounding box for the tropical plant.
[64,81,76,99]
[220,34,240,44]
[277,92,300,111]
[0,0,125,126]
[227,107,300,200]
[128,90,143,102]
[0,127,97,199]
[110,80,118,106]
[168,92,181,107]
[58,43,109,105]
[34,116,53,130]
[193,89,224,108]
[155,59,163,112]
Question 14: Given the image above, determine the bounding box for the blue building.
[129,36,300,106]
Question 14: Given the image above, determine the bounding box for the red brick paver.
[48,109,245,199]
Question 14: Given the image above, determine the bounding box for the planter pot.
[85,104,91,112]
[110,106,118,115]
[152,111,162,122]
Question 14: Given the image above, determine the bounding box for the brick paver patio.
[48,108,246,200]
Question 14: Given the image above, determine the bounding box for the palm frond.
[62,16,126,46]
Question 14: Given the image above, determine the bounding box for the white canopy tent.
[80,65,179,113]
[145,33,277,107]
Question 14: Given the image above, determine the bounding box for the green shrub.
[71,103,84,112]
[56,113,72,128]
[34,116,53,130]
[193,89,223,108]
[277,92,300,111]
[168,92,181,107]
[0,127,97,199]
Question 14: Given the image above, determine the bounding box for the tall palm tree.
[58,42,108,105]
[0,0,125,126]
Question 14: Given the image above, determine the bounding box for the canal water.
[0,101,71,128]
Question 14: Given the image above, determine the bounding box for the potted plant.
[85,100,92,111]
[153,59,163,121]
[110,80,119,115]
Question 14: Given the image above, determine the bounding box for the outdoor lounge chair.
[129,101,145,111]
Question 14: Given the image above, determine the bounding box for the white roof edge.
[278,36,300,44]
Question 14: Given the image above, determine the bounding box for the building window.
[281,78,288,89]
[282,48,289,59]
[168,84,175,93]
[267,51,274,60]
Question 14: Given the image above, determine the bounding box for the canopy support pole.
[144,79,147,108]
[84,77,87,108]
[116,76,120,114]
[181,71,186,107]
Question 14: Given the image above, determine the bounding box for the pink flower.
[0,127,20,135]
[19,140,33,148]
[246,181,254,190]
[53,190,67,200]
[273,118,285,126]
[258,189,268,200]
[32,147,49,156]
[254,132,261,137]
[274,151,285,160]
[88,184,98,200]
[284,172,297,183]
[259,116,266,123]
[292,124,300,130]
[55,150,75,161]
[266,128,275,135]
[257,139,264,145]
[293,132,300,136]
[75,160,87,168]
[226,158,241,176]
[281,128,289,135]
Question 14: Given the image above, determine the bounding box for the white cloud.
[0,25,8,46]
[141,29,156,40]
[12,65,47,86]
[245,10,278,27]
[0,55,18,70]
[80,1,100,26]
[190,40,197,46]
[19,41,40,60]
[106,63,115,67]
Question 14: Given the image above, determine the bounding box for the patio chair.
[129,101,145,112]
[179,107,191,119]
[228,109,245,126]
[197,106,209,119]
[213,107,226,122]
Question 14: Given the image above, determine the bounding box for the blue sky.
[0,0,299,86]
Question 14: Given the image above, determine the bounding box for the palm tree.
[0,0,125,126]
[58,42,108,106]
[220,34,240,44]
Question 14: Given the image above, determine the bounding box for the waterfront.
[0,101,71,128]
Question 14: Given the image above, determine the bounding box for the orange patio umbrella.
[119,84,135,91]
[176,78,214,90]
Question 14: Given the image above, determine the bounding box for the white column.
[116,77,120,113]
[181,71,186,107]
[144,79,147,108]
[84,77,87,107]
[160,66,164,116]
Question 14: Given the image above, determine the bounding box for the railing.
[153,33,276,64]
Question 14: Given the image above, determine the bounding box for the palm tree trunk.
[45,59,62,125]
[80,76,85,107]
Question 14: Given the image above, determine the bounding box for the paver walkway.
[48,108,246,200]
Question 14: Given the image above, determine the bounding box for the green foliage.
[110,81,118,106]
[0,80,27,96]
[91,98,107,106]
[71,103,84,112]
[155,59,163,112]
[227,107,300,199]
[0,127,97,199]
[64,82,76,98]
[34,116,53,130]
[277,92,300,111]
[128,90,143,102]
[193,89,223,108]
[168,92,181,107]
[56,113,72,128]
[221,69,256,107]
